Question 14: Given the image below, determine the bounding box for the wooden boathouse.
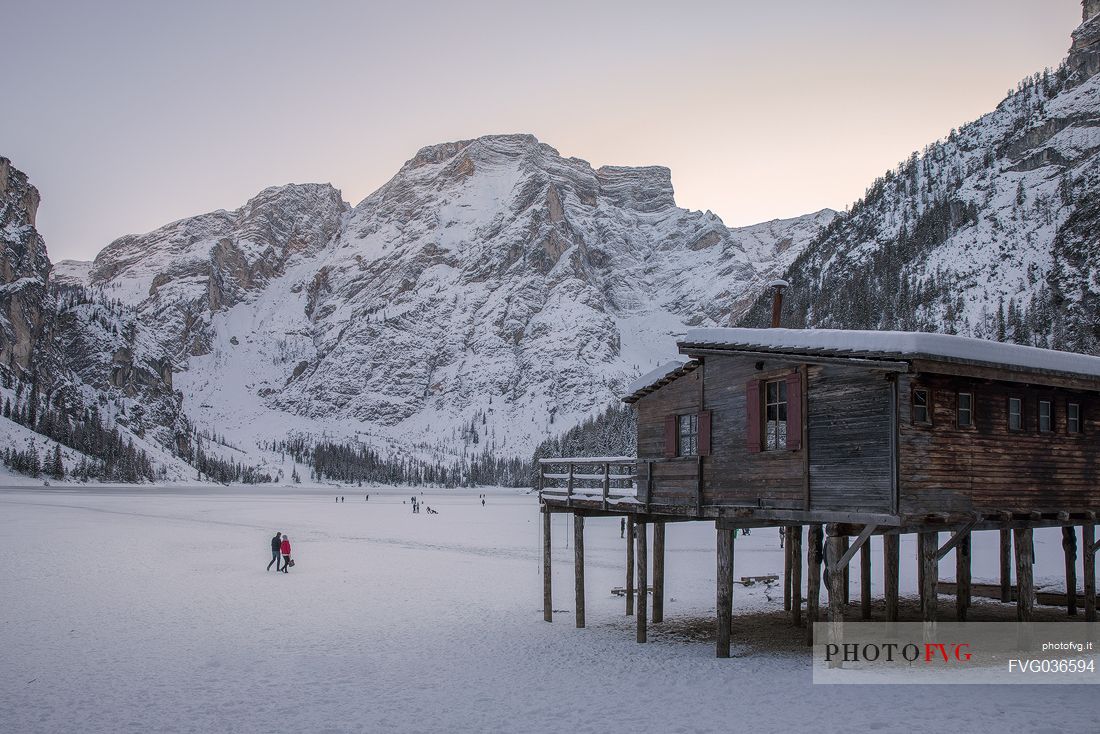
[539,325,1100,656]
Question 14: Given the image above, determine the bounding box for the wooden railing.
[538,457,638,510]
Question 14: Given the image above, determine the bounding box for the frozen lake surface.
[0,486,1093,733]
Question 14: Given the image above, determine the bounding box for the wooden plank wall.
[898,372,1100,513]
[636,367,702,507]
[807,364,894,512]
[702,356,804,507]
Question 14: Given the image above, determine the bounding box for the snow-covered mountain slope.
[61,134,831,461]
[0,156,51,376]
[740,6,1100,354]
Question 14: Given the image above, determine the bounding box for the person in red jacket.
[280,534,292,573]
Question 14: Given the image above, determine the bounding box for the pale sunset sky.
[0,0,1085,261]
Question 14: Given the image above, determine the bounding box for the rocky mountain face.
[58,134,831,462]
[740,6,1100,355]
[0,156,51,376]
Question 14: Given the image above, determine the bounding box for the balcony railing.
[538,457,638,510]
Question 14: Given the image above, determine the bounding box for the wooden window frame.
[1067,402,1082,435]
[1007,397,1024,432]
[677,413,699,457]
[911,387,932,426]
[762,378,788,452]
[1037,399,1053,434]
[956,391,974,429]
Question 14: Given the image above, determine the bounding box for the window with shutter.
[763,379,788,451]
[785,372,802,450]
[663,414,677,458]
[678,414,698,456]
[746,380,761,453]
[697,410,712,456]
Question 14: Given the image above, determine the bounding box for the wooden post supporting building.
[840,535,850,606]
[860,540,872,620]
[1000,528,1012,603]
[573,514,585,628]
[626,516,635,616]
[1014,527,1034,623]
[1063,526,1078,616]
[805,524,822,646]
[955,530,971,622]
[919,531,938,626]
[653,522,665,624]
[542,507,552,622]
[783,527,792,612]
[790,525,803,627]
[716,526,734,658]
[1085,523,1096,623]
[884,533,899,627]
[637,520,648,643]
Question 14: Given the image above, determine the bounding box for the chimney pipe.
[768,279,789,328]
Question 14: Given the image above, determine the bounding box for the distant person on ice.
[267,531,282,571]
[280,534,292,573]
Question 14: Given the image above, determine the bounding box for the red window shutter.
[746,380,761,453]
[785,371,803,451]
[663,414,678,458]
[698,410,712,456]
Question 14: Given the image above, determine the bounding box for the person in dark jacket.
[280,534,292,573]
[267,531,282,571]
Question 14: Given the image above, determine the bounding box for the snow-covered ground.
[0,487,1093,733]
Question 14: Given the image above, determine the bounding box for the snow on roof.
[622,359,698,402]
[679,328,1100,380]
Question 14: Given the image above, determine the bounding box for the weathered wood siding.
[635,367,702,507]
[701,356,805,507]
[898,372,1100,513]
[806,364,895,512]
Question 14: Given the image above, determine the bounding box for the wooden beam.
[825,525,845,667]
[784,527,792,612]
[919,531,939,627]
[543,506,552,623]
[653,522,665,624]
[626,516,635,616]
[791,526,803,628]
[935,517,979,561]
[1063,526,1078,617]
[574,514,585,629]
[1085,524,1097,623]
[1015,528,1034,623]
[860,538,872,621]
[884,533,899,627]
[831,523,877,571]
[716,526,734,658]
[955,530,971,622]
[1000,528,1012,603]
[841,536,850,606]
[637,520,648,643]
[805,524,823,647]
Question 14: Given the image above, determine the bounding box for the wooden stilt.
[955,530,971,622]
[790,526,803,627]
[840,535,850,606]
[1014,527,1034,623]
[884,533,899,627]
[825,525,844,667]
[1084,524,1096,623]
[653,522,665,624]
[919,531,938,627]
[917,538,925,605]
[542,507,552,622]
[805,524,822,646]
[626,516,635,616]
[636,520,648,643]
[860,537,872,621]
[1063,526,1078,616]
[1000,528,1012,603]
[783,526,792,612]
[573,514,585,629]
[716,526,734,658]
